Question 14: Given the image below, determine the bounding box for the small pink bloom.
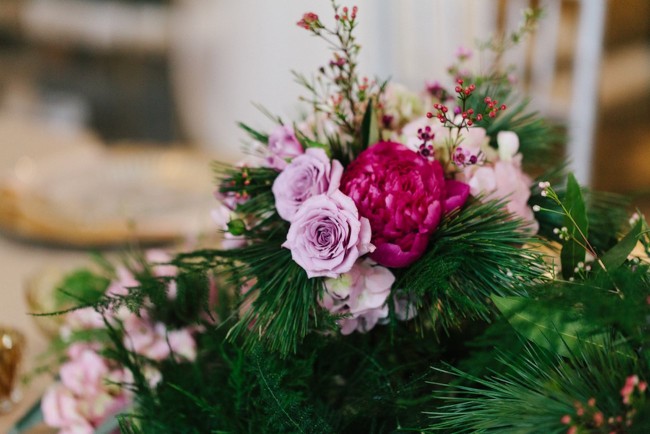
[42,384,87,429]
[321,259,394,334]
[560,415,571,425]
[146,250,177,278]
[123,315,196,362]
[283,191,373,278]
[63,308,104,337]
[59,350,110,397]
[272,148,343,221]
[266,125,303,170]
[167,329,197,361]
[462,156,538,233]
[297,12,321,30]
[106,266,138,297]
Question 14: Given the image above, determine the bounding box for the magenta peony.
[341,141,469,268]
[283,191,373,278]
[272,147,343,221]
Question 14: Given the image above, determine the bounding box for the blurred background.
[0,0,648,429]
[0,0,647,189]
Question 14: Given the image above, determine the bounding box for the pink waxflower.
[266,125,304,170]
[283,191,373,278]
[272,148,343,221]
[297,12,321,30]
[320,259,394,334]
[340,141,469,268]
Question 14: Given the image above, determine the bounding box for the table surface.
[0,112,104,433]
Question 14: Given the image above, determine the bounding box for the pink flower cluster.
[560,375,648,434]
[621,374,647,405]
[43,251,198,432]
[42,346,131,434]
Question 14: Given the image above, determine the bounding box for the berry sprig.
[426,79,506,129]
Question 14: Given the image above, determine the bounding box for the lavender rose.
[341,141,469,268]
[266,125,304,170]
[283,191,373,278]
[272,147,343,221]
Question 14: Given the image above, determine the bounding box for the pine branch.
[426,338,648,433]
[397,197,548,332]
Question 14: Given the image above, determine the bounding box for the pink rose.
[272,148,343,221]
[341,141,469,268]
[283,191,373,278]
[266,125,304,170]
[59,349,109,397]
[42,385,91,432]
[320,259,394,334]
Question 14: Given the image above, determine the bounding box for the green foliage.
[427,339,649,433]
[492,295,608,357]
[486,97,562,170]
[560,173,588,279]
[237,122,270,143]
[54,268,111,308]
[397,197,547,331]
[111,309,451,433]
[224,246,328,355]
[531,167,630,253]
[360,97,379,151]
[601,218,645,270]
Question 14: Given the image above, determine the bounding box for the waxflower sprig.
[295,1,383,152]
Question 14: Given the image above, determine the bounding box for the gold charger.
[0,144,216,248]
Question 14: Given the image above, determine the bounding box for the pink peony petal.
[444,180,470,212]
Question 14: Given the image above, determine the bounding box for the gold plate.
[0,145,216,247]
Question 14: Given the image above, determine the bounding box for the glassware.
[0,327,25,414]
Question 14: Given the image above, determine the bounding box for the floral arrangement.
[30,3,649,433]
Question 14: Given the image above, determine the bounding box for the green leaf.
[294,128,332,157]
[237,122,269,143]
[55,268,110,308]
[360,98,379,150]
[600,218,644,271]
[491,295,604,357]
[560,173,588,279]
